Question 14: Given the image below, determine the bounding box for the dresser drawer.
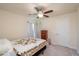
[41,30,48,41]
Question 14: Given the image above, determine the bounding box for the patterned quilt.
[13,39,47,56]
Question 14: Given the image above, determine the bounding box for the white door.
[54,17,70,47]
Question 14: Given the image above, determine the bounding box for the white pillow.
[0,39,12,55]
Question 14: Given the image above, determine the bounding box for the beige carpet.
[39,44,79,56]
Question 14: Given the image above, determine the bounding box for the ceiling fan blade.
[34,6,44,12]
[35,7,39,11]
[43,14,49,17]
[28,13,37,15]
[44,10,53,14]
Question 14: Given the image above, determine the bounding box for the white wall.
[77,8,79,53]
[0,8,78,50]
[0,9,28,40]
[41,12,77,49]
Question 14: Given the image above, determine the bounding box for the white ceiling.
[0,3,79,16]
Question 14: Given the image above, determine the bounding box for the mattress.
[13,39,47,56]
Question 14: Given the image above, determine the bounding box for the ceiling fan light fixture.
[37,11,43,18]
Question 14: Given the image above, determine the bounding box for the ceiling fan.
[29,6,53,18]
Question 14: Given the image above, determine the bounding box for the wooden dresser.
[41,30,48,41]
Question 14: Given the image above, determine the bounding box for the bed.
[13,38,47,56]
[0,38,47,56]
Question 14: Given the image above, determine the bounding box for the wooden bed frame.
[33,46,46,56]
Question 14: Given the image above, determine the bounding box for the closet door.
[54,17,70,47]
